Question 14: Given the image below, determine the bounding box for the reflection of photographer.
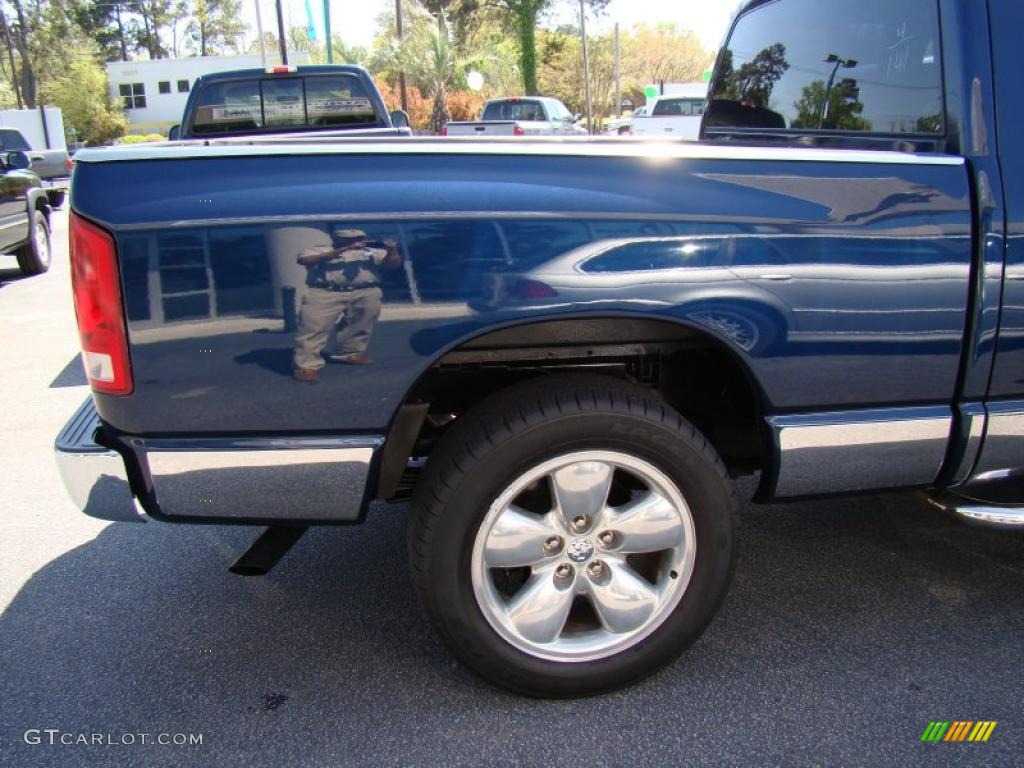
[293,227,402,383]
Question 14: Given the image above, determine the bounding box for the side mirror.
[573,113,583,122]
[4,150,31,171]
[168,125,181,141]
[389,110,410,130]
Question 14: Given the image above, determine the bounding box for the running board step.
[925,492,1024,530]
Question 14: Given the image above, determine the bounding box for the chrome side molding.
[143,435,384,522]
[768,406,953,498]
[925,492,1024,530]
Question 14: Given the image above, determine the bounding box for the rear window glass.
[482,100,546,121]
[651,98,705,117]
[189,75,379,135]
[0,129,29,151]
[706,0,944,134]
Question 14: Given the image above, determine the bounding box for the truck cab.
[170,64,410,141]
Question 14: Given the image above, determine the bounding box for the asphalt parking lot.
[2,208,1023,767]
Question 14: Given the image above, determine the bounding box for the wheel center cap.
[566,538,594,563]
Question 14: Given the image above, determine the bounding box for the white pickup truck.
[445,97,586,137]
[631,85,708,141]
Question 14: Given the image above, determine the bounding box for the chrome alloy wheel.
[35,221,51,269]
[471,450,697,662]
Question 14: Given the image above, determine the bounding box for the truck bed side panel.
[71,150,972,437]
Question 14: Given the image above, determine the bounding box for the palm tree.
[382,3,489,134]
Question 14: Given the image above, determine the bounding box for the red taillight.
[266,65,297,74]
[70,213,133,396]
[65,156,74,173]
[440,125,448,136]
[513,125,525,136]
[512,278,558,299]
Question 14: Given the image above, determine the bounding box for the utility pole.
[254,0,267,66]
[614,22,621,117]
[275,0,288,64]
[324,0,333,63]
[580,0,593,134]
[396,0,409,112]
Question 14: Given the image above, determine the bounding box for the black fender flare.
[24,187,51,242]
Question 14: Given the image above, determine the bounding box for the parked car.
[169,65,411,141]
[444,97,586,136]
[0,126,70,208]
[0,149,51,274]
[631,84,708,140]
[59,0,1024,697]
[604,105,648,135]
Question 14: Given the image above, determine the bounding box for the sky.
[240,0,739,53]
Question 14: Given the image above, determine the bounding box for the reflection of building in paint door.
[119,228,275,327]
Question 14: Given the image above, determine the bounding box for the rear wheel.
[16,210,51,275]
[409,375,736,696]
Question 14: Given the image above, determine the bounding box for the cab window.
[190,74,378,135]
[705,0,944,136]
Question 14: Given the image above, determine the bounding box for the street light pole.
[614,22,621,118]
[324,0,333,63]
[254,0,267,66]
[580,0,593,134]
[275,0,288,64]
[819,53,857,128]
[396,0,409,113]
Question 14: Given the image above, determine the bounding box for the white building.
[107,53,310,136]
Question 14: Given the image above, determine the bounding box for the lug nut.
[554,563,573,580]
[542,535,564,555]
[597,531,616,548]
[570,515,590,533]
[586,560,605,579]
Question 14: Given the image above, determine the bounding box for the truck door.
[970,0,1024,483]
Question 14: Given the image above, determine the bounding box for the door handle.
[759,273,792,281]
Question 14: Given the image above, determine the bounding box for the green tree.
[187,0,245,56]
[792,78,871,131]
[379,4,489,133]
[41,48,128,144]
[715,43,789,111]
[492,0,608,95]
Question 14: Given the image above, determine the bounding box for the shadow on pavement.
[0,266,28,288]
[49,355,88,388]
[2,493,1022,767]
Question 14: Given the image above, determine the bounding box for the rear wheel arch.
[377,315,773,500]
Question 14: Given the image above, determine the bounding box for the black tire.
[16,210,51,275]
[46,189,65,209]
[408,374,737,696]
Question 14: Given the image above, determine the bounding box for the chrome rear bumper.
[55,397,383,524]
[54,398,144,522]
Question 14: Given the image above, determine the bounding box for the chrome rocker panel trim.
[768,406,953,498]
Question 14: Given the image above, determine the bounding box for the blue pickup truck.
[168,64,410,140]
[57,0,1022,696]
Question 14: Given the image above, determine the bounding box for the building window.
[177,79,190,93]
[119,82,146,110]
[158,81,171,95]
